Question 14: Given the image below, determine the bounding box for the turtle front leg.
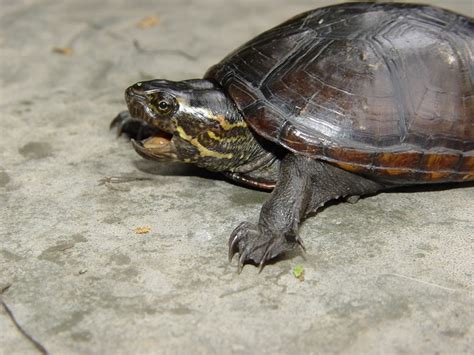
[229,154,383,271]
[110,111,159,140]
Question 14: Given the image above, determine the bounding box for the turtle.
[111,2,474,271]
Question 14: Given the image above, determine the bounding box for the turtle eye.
[151,95,176,115]
[158,100,170,111]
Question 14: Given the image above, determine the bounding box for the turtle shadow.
[133,159,273,190]
[301,180,474,219]
[133,159,223,181]
[236,248,305,272]
[385,181,474,194]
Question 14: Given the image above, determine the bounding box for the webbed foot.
[110,111,157,140]
[228,222,305,272]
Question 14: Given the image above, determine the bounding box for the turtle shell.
[205,3,474,184]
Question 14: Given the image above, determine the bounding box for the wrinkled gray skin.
[112,79,384,271]
[228,154,383,270]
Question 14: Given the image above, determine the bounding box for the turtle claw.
[258,248,272,273]
[228,221,253,262]
[228,221,302,272]
[238,253,247,274]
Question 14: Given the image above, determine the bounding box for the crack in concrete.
[1,297,50,355]
[133,39,198,61]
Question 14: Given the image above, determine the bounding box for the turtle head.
[125,79,264,172]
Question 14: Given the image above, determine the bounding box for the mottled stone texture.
[0,1,473,354]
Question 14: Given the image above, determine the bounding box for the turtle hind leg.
[304,159,383,216]
[229,154,383,271]
[110,111,158,141]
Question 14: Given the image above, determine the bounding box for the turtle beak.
[131,136,179,162]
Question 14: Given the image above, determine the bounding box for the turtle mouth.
[131,134,178,162]
[127,106,178,162]
[128,116,177,161]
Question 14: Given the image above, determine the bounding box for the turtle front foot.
[110,111,157,141]
[228,222,305,272]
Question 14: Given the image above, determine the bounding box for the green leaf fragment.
[293,264,304,280]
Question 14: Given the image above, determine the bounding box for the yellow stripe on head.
[176,126,234,159]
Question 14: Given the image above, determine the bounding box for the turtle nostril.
[125,86,147,103]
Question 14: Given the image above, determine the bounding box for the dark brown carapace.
[206,3,474,184]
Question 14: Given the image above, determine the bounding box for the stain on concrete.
[108,266,139,281]
[300,295,413,352]
[19,100,33,106]
[49,311,88,334]
[110,253,131,266]
[169,305,193,315]
[18,142,53,160]
[72,233,87,243]
[0,170,10,187]
[70,330,93,342]
[38,235,86,265]
[328,296,411,322]
[90,287,159,315]
[441,328,467,338]
[102,215,122,224]
[0,249,23,261]
[38,242,76,265]
[417,243,436,252]
[143,306,158,315]
[382,297,412,320]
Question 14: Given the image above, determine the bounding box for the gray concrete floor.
[1,1,473,354]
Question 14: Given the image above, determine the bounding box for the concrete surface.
[1,0,473,354]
